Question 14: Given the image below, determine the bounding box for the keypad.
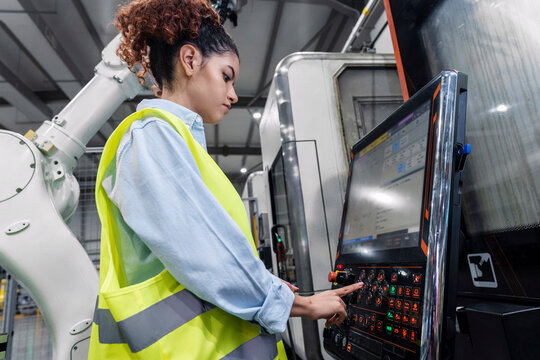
[324,265,424,359]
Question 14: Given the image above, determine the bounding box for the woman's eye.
[223,73,231,82]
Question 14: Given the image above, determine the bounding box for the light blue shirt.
[102,98,294,334]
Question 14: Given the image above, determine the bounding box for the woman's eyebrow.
[227,65,236,79]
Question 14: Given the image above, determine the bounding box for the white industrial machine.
[0,34,144,359]
[258,53,402,359]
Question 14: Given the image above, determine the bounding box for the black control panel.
[324,265,424,359]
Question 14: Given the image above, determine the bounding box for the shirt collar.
[136,98,207,149]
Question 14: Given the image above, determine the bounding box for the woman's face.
[188,52,239,124]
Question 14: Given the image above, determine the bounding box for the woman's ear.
[178,44,201,77]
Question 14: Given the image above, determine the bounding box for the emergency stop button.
[328,271,337,282]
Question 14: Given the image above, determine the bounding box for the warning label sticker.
[467,253,498,288]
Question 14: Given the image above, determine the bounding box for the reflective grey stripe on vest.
[94,289,214,352]
[220,334,279,360]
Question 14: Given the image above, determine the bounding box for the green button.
[387,311,394,321]
[389,285,397,295]
[386,325,393,334]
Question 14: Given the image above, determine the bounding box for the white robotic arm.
[0,34,144,359]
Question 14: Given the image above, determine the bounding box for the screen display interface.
[341,101,430,255]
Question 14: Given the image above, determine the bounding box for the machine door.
[268,151,296,284]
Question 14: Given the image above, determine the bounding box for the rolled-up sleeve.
[107,118,294,333]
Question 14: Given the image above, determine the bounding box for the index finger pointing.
[334,282,364,297]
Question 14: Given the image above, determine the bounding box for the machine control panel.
[324,265,424,359]
[323,72,467,359]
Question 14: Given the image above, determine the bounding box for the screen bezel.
[336,77,442,265]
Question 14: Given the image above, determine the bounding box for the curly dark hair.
[115,0,238,92]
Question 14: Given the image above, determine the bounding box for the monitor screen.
[341,100,430,255]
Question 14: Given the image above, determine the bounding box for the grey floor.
[9,315,52,360]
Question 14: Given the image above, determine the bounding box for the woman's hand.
[290,282,363,327]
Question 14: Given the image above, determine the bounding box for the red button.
[405,287,412,297]
[410,330,417,342]
[328,271,337,282]
[413,287,421,298]
[396,299,403,310]
[388,298,395,308]
[375,296,383,307]
[401,328,408,340]
[402,314,409,325]
[411,316,419,328]
[412,302,419,313]
[377,271,385,282]
[404,301,411,312]
[376,321,383,331]
[391,273,398,282]
[413,274,422,284]
[394,313,402,323]
[393,326,400,336]
[397,286,404,297]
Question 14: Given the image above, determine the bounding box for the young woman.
[88,0,362,358]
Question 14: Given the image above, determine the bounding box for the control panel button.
[413,273,422,284]
[393,326,400,336]
[395,299,403,311]
[364,316,370,327]
[359,315,365,324]
[411,316,419,328]
[388,298,395,308]
[377,270,385,283]
[334,333,342,345]
[328,271,337,283]
[371,283,378,293]
[394,312,402,324]
[391,272,398,283]
[402,314,410,325]
[352,313,358,323]
[397,286,404,297]
[370,314,376,323]
[405,287,412,297]
[381,282,389,296]
[359,270,366,281]
[375,295,383,307]
[413,287,421,298]
[386,324,393,334]
[403,300,411,312]
[376,321,383,331]
[401,328,408,340]
[387,311,394,322]
[370,324,375,332]
[410,330,417,342]
[368,270,376,282]
[412,302,420,314]
[366,292,373,305]
[389,285,397,296]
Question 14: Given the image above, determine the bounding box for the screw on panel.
[30,163,35,168]
[19,140,25,145]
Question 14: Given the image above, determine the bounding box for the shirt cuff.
[253,276,295,334]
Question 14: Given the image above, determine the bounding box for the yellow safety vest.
[88,108,288,359]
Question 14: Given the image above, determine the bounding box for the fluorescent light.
[240,167,247,174]
[496,104,508,112]
[252,111,262,120]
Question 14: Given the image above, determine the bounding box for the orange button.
[402,314,410,325]
[396,299,403,310]
[347,343,351,352]
[413,287,421,298]
[401,328,408,340]
[391,273,398,282]
[404,300,411,312]
[397,286,404,296]
[370,314,376,323]
[410,330,417,342]
[394,313,402,323]
[370,324,375,332]
[388,298,395,308]
[376,321,383,331]
[328,271,337,282]
[413,274,422,283]
[412,302,419,313]
[393,326,400,336]
[405,287,412,297]
[411,316,419,328]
